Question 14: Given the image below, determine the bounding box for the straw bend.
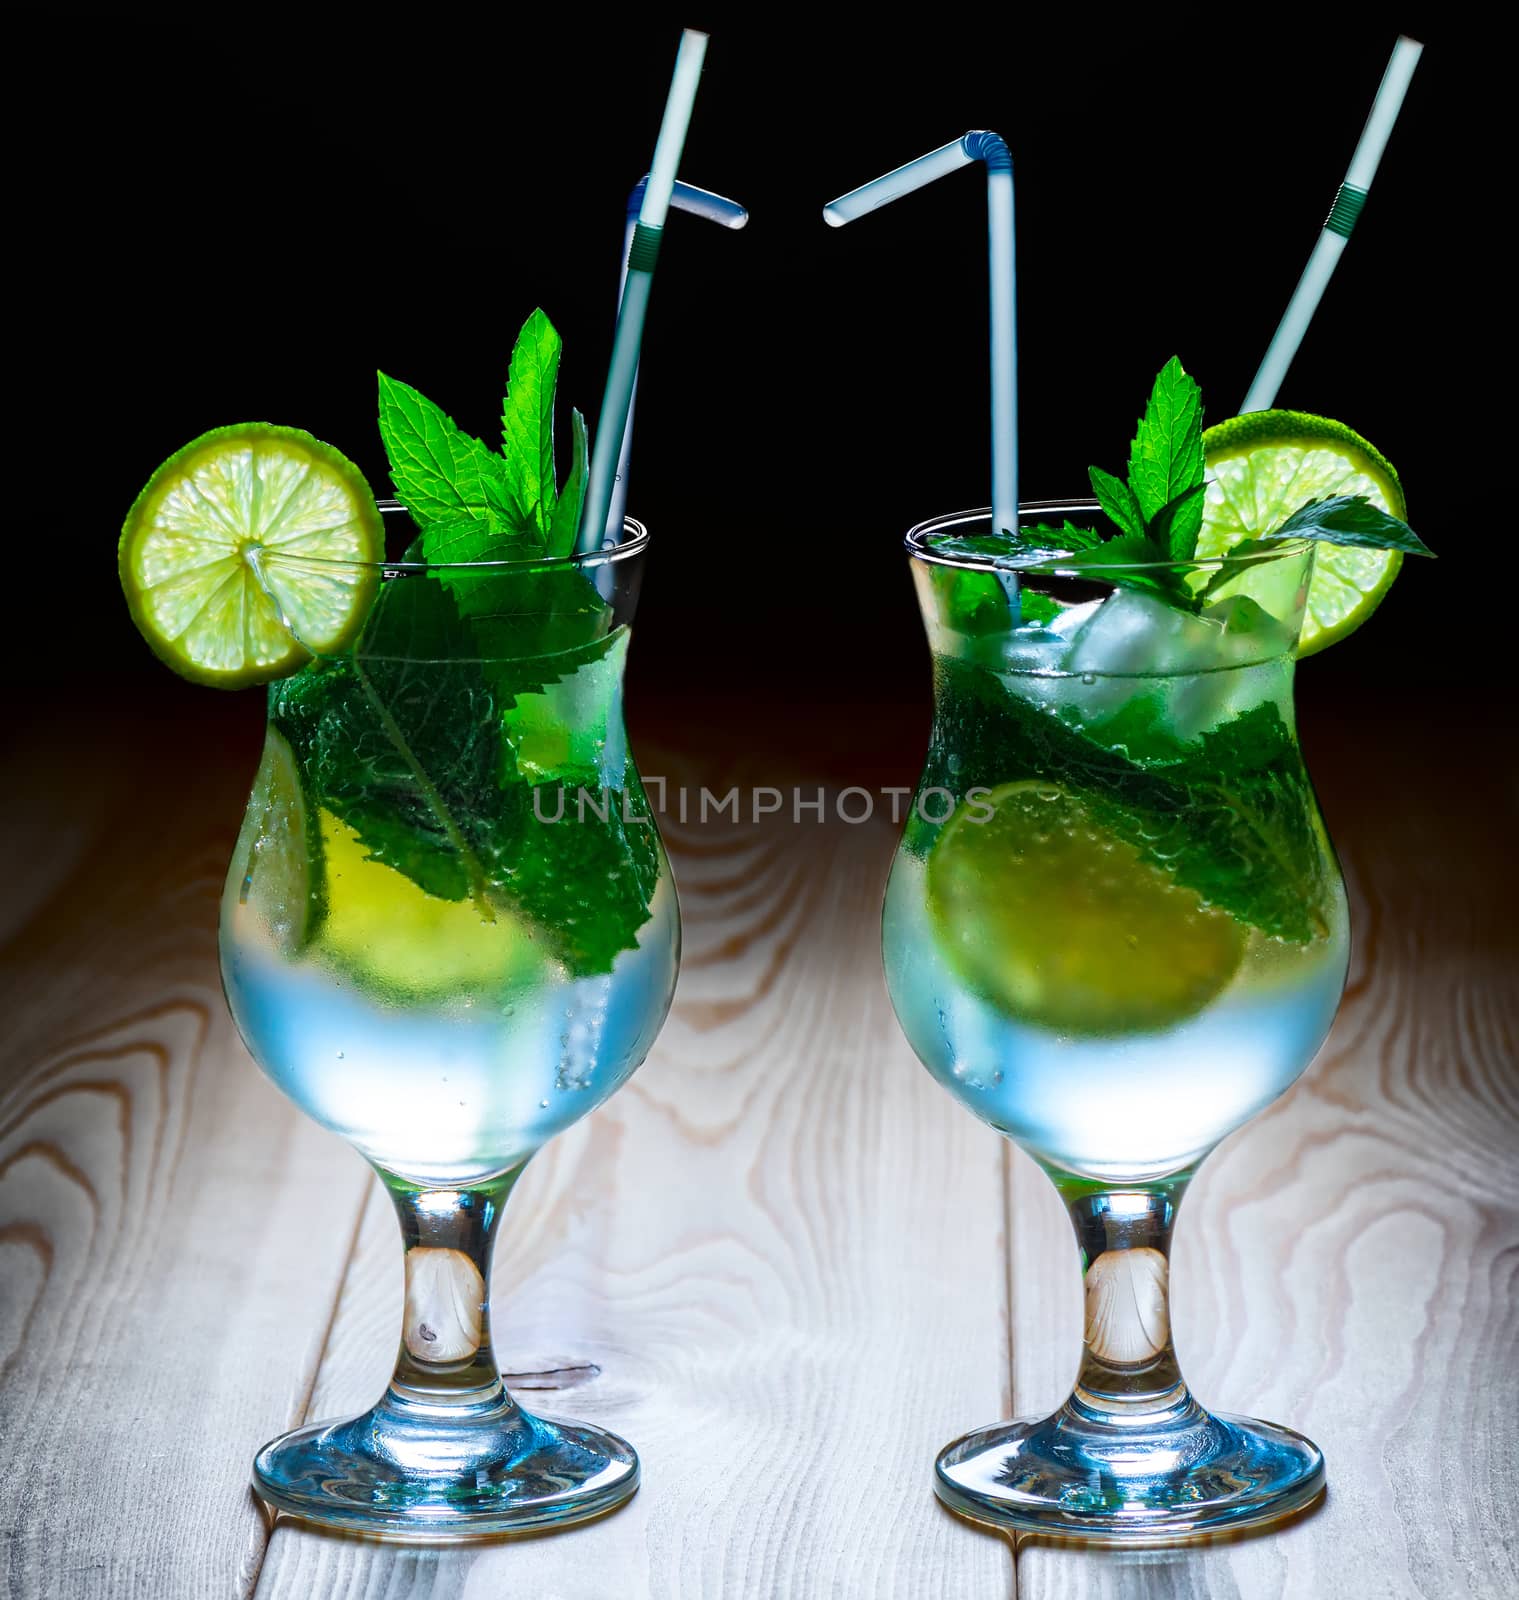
[606,177,749,539]
[962,130,1011,172]
[627,177,748,229]
[823,130,1019,553]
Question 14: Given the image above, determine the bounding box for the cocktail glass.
[221,505,679,1538]
[882,504,1349,1540]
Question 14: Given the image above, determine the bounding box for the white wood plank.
[0,708,374,1600]
[1009,729,1519,1600]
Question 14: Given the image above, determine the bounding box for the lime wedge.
[227,727,324,953]
[926,782,1245,1035]
[316,812,543,1001]
[120,424,382,687]
[1199,410,1405,656]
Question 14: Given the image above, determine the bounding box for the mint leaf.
[1200,537,1287,597]
[359,563,474,665]
[1175,704,1334,941]
[501,309,562,540]
[273,574,655,976]
[1148,482,1208,562]
[1088,466,1145,540]
[1127,356,1204,542]
[930,532,1026,559]
[932,573,1064,632]
[547,408,588,558]
[419,512,531,565]
[1062,531,1163,564]
[1016,590,1063,626]
[1059,532,1199,612]
[921,657,1331,942]
[488,777,662,975]
[1083,693,1193,763]
[339,329,654,980]
[930,566,1010,635]
[447,563,609,664]
[1201,496,1433,598]
[1273,494,1433,556]
[411,516,611,721]
[1029,520,1106,553]
[378,373,521,532]
[276,575,500,909]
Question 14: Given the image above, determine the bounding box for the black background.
[13,7,1493,746]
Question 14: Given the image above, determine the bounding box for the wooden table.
[2,688,1514,1599]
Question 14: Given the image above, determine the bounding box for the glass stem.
[379,1163,528,1418]
[1052,1174,1202,1429]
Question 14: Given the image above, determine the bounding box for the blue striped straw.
[1243,37,1423,412]
[825,132,1018,549]
[575,28,709,555]
[606,178,747,540]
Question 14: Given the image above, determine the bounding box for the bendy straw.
[607,178,747,540]
[576,28,709,554]
[825,132,1018,548]
[1242,36,1423,413]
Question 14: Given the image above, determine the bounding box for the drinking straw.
[1242,36,1423,412]
[825,132,1018,553]
[606,178,748,540]
[575,28,709,555]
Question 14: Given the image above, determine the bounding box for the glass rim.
[259,502,649,576]
[905,500,1313,576]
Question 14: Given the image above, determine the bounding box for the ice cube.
[1201,594,1293,662]
[1047,597,1104,641]
[1068,589,1226,677]
[997,625,1069,677]
[1065,589,1293,742]
[985,596,1103,679]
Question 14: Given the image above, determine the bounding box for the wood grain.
[0,704,374,1600]
[252,749,1016,1598]
[2,696,1514,1600]
[1006,719,1519,1600]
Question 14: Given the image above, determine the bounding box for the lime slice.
[316,812,543,1001]
[926,782,1245,1035]
[120,423,382,687]
[1199,410,1405,656]
[227,728,324,953]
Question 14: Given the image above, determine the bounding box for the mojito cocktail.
[880,355,1427,1538]
[884,516,1348,1183]
[118,303,683,1536]
[223,514,677,1189]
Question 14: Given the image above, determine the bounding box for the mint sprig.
[379,308,592,566]
[279,310,659,981]
[921,656,1332,943]
[377,374,521,537]
[1087,466,1144,542]
[1126,356,1204,557]
[1272,493,1433,556]
[500,308,562,539]
[1024,357,1208,609]
[1024,359,1429,613]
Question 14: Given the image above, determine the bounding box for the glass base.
[252,1390,639,1540]
[934,1401,1323,1542]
